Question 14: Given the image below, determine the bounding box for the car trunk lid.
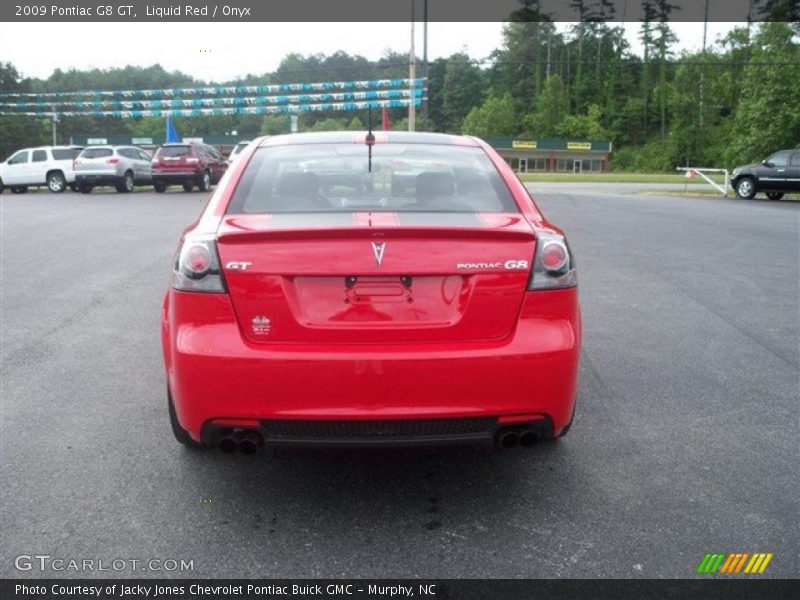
[215,212,535,343]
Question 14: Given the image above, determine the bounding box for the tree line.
[0,20,798,171]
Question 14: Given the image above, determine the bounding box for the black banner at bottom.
[2,579,799,600]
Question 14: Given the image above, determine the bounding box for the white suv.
[0,146,83,194]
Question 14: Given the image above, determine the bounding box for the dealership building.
[485,138,613,174]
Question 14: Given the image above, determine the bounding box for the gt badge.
[372,242,386,267]
[226,261,252,271]
[251,316,272,335]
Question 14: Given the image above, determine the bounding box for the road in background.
[1,188,797,578]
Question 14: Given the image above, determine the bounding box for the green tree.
[260,114,290,135]
[442,53,485,133]
[557,104,609,139]
[523,75,568,137]
[725,22,800,166]
[0,62,49,158]
[461,94,518,138]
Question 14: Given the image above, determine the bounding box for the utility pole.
[51,103,57,145]
[409,0,416,132]
[422,0,428,131]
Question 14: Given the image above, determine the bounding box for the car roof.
[258,131,480,147]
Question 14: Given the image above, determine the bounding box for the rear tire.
[69,183,80,192]
[198,170,211,192]
[735,177,756,199]
[168,389,202,447]
[116,172,134,193]
[11,186,28,194]
[182,183,194,192]
[0,178,4,194]
[766,192,784,201]
[47,171,67,193]
[154,183,167,193]
[79,183,93,194]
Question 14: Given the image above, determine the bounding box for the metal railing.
[676,167,730,197]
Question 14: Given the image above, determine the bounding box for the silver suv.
[74,146,153,193]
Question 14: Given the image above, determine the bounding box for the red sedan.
[161,132,580,454]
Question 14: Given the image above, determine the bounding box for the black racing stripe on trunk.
[266,213,354,229]
[396,212,484,227]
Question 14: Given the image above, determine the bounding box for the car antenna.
[366,106,375,173]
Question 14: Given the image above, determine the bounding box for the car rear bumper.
[153,171,202,184]
[76,173,124,186]
[162,289,581,444]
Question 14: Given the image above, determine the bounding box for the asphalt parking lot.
[1,187,797,578]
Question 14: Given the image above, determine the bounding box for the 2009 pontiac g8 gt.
[161,132,581,453]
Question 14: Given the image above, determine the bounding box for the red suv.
[151,143,228,193]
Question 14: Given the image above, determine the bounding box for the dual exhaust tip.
[496,427,540,449]
[218,430,263,455]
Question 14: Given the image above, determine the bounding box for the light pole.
[422,0,428,131]
[51,103,57,145]
[409,0,416,132]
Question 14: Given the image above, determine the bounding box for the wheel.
[765,192,784,201]
[79,183,93,194]
[182,183,194,192]
[47,171,67,193]
[11,186,28,194]
[735,177,756,199]
[116,172,134,193]
[154,183,167,193]
[168,389,202,447]
[198,170,211,192]
[69,183,80,192]
[0,178,4,194]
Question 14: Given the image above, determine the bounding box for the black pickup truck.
[732,149,800,200]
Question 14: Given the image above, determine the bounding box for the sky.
[0,22,740,83]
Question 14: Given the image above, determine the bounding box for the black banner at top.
[1,0,799,22]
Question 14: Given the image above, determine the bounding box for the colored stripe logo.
[697,553,773,574]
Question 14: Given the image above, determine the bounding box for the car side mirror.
[762,160,773,168]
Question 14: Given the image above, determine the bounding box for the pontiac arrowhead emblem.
[371,242,386,267]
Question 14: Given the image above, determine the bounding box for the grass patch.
[518,172,727,185]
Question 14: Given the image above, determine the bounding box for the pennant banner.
[0,78,427,99]
[0,98,423,119]
[0,88,424,110]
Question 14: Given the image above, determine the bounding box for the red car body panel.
[161,132,581,446]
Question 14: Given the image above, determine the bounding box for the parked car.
[732,149,800,200]
[151,142,228,193]
[0,146,83,194]
[162,131,581,452]
[227,141,252,164]
[74,145,153,193]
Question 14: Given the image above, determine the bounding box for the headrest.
[416,171,456,200]
[275,171,319,197]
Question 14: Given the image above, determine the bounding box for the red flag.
[382,107,391,131]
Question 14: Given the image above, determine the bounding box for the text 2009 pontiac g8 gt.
[161,132,580,454]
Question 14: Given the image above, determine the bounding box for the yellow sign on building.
[567,142,592,150]
[512,140,537,149]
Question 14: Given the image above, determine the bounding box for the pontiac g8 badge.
[372,242,386,267]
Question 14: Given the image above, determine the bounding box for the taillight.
[528,232,577,290]
[106,158,119,164]
[170,236,226,293]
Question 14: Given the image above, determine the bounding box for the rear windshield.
[81,148,113,159]
[157,145,190,157]
[228,143,517,214]
[52,148,81,160]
